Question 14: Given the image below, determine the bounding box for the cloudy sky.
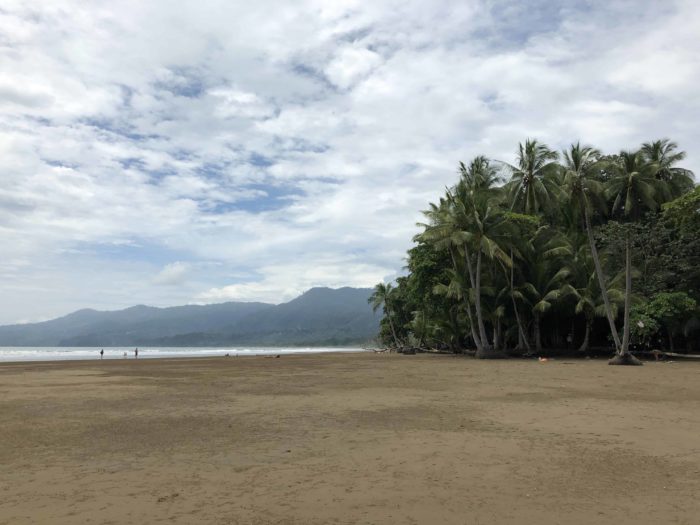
[1,0,699,324]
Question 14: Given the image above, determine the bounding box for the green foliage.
[646,292,697,334]
[630,292,697,349]
[629,307,660,347]
[372,137,697,354]
[662,185,700,232]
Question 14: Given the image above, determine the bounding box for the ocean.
[0,346,368,363]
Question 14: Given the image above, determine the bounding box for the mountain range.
[0,287,380,347]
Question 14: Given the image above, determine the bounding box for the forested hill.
[0,287,380,346]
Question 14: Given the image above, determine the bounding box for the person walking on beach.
[134,348,138,359]
[100,349,104,360]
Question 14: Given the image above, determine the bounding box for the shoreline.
[0,346,371,364]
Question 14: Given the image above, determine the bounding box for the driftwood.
[364,346,394,354]
[651,350,700,361]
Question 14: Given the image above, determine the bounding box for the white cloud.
[325,46,383,89]
[153,262,190,286]
[197,260,394,304]
[0,0,698,323]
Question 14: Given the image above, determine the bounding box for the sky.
[1,0,699,324]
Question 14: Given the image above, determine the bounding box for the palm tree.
[562,240,623,353]
[498,212,540,352]
[561,142,622,352]
[432,268,479,351]
[517,226,572,352]
[369,283,402,349]
[418,158,512,357]
[606,150,660,364]
[446,172,513,358]
[502,139,561,215]
[459,156,503,192]
[641,139,695,198]
[417,198,485,352]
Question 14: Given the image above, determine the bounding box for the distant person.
[123,351,127,359]
[100,349,104,360]
[135,348,138,359]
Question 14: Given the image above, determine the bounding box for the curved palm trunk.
[584,206,621,351]
[463,243,493,355]
[620,233,632,356]
[447,307,458,353]
[385,305,401,350]
[417,312,426,348]
[533,312,542,352]
[463,243,485,344]
[578,317,591,353]
[494,318,503,351]
[464,300,483,352]
[474,250,491,349]
[462,244,477,292]
[450,248,483,352]
[510,250,531,352]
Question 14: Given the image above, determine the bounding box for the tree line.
[370,139,699,364]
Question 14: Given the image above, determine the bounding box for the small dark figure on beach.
[100,349,104,360]
[135,348,139,359]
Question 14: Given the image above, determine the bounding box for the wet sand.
[1,353,699,524]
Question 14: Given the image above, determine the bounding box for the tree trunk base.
[608,353,643,366]
[475,347,508,359]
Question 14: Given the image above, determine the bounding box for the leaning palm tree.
[605,150,660,365]
[561,142,622,352]
[562,240,623,353]
[502,139,561,215]
[368,283,402,349]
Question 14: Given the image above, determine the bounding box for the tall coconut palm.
[561,142,622,351]
[368,282,402,349]
[605,150,660,364]
[502,139,561,215]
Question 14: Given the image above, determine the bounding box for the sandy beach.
[1,352,699,524]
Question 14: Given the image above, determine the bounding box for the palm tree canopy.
[368,282,394,313]
[562,142,606,216]
[641,138,695,198]
[606,150,660,221]
[502,138,561,215]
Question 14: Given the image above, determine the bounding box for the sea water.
[0,346,368,363]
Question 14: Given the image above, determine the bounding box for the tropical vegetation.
[371,139,699,364]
